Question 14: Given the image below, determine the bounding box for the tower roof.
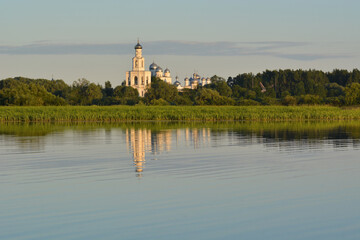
[135,40,142,49]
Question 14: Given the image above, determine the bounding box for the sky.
[0,0,359,86]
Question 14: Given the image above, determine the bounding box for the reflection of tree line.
[126,128,212,176]
[230,124,360,149]
[2,122,360,157]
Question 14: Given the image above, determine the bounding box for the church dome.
[135,42,142,49]
[164,68,170,73]
[149,62,158,70]
[156,67,163,72]
[174,81,181,86]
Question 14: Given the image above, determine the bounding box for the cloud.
[0,41,352,61]
[273,53,348,61]
[0,43,132,55]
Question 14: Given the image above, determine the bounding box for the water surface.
[1,122,360,240]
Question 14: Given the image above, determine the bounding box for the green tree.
[232,85,247,99]
[173,95,193,105]
[326,83,345,97]
[294,82,306,96]
[328,69,350,86]
[69,78,103,105]
[282,95,297,106]
[0,80,66,106]
[144,78,178,104]
[113,86,139,105]
[195,88,234,105]
[297,94,322,105]
[104,81,114,97]
[206,78,232,97]
[344,83,360,105]
[350,69,360,84]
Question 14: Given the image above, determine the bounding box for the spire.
[135,39,142,49]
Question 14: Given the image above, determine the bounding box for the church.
[125,41,152,97]
[126,41,211,96]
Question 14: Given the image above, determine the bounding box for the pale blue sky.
[0,0,359,85]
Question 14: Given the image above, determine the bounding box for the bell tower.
[125,40,152,97]
[132,39,145,71]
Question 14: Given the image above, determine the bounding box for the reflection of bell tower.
[126,128,151,177]
[125,127,213,177]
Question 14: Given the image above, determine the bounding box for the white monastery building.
[174,73,211,91]
[149,62,172,84]
[125,41,151,97]
[126,41,211,95]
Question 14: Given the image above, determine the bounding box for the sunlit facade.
[125,41,152,97]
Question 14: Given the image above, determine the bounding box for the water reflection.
[126,128,151,176]
[1,122,360,240]
[125,128,211,176]
[2,121,360,173]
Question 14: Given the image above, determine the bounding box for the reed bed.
[1,105,360,122]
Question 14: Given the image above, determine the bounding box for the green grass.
[1,105,360,122]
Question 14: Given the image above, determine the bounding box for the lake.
[1,122,360,240]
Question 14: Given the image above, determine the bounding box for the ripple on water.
[1,124,360,240]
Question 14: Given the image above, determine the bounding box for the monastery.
[126,41,211,96]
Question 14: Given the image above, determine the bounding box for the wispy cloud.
[0,41,352,61]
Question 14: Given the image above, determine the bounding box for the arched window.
[134,76,138,85]
[146,77,149,85]
[141,77,144,85]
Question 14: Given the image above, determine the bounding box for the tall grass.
[1,105,360,122]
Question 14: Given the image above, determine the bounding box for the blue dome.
[135,42,142,49]
[149,62,158,70]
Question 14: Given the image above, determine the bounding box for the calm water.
[1,122,360,240]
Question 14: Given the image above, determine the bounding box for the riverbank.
[1,105,360,122]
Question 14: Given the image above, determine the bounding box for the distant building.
[125,41,151,97]
[149,62,172,84]
[126,41,210,94]
[174,73,211,91]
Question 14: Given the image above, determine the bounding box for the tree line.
[1,69,360,106]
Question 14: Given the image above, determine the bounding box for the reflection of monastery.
[126,128,172,176]
[126,41,211,96]
[126,128,211,176]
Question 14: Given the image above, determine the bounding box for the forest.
[1,69,360,106]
